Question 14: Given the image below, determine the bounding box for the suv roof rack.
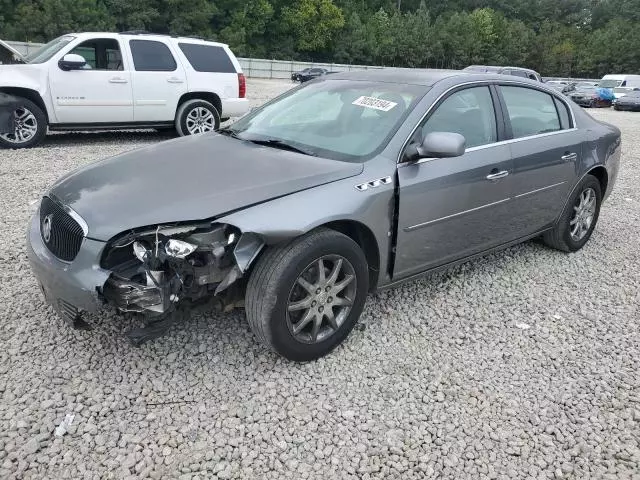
[119,30,208,41]
[119,30,153,35]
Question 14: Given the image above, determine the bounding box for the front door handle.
[561,152,578,161]
[109,77,128,84]
[167,77,184,84]
[486,170,509,181]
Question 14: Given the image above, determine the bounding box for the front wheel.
[0,97,47,149]
[175,99,220,137]
[543,175,602,252]
[245,229,369,361]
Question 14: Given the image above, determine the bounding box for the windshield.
[23,35,75,64]
[599,79,623,88]
[227,79,424,162]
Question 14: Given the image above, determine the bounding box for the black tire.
[175,99,220,137]
[246,228,369,361]
[543,175,602,252]
[0,97,47,149]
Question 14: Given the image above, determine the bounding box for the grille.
[39,197,84,262]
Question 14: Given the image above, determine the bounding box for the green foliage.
[1,0,639,76]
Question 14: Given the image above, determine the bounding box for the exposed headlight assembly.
[164,239,197,259]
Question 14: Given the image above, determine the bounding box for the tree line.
[1,0,639,77]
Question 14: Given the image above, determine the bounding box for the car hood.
[0,40,25,64]
[49,133,364,241]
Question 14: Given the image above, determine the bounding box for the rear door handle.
[486,170,509,181]
[167,77,184,84]
[109,77,128,84]
[561,153,578,161]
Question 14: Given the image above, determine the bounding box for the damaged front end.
[99,223,263,344]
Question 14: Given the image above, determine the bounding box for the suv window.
[421,86,497,149]
[178,43,235,73]
[501,86,561,138]
[69,39,123,71]
[129,40,176,72]
[509,70,529,78]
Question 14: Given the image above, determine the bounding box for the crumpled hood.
[49,133,363,241]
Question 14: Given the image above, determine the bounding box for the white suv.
[0,32,249,148]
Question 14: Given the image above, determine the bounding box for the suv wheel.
[0,98,47,149]
[246,229,369,361]
[175,99,220,136]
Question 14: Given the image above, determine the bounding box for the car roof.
[69,32,228,47]
[325,69,469,86]
[320,68,547,87]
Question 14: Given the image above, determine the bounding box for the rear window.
[178,43,236,73]
[130,40,176,72]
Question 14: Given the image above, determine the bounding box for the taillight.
[238,73,246,98]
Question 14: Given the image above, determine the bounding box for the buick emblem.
[42,214,53,243]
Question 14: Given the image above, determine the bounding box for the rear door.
[176,42,238,106]
[498,84,582,235]
[394,85,515,278]
[127,39,187,122]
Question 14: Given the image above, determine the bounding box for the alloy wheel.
[185,107,216,134]
[286,255,357,344]
[0,107,38,144]
[569,187,597,241]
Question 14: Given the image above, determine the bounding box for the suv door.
[394,85,515,278]
[127,39,187,122]
[48,38,133,124]
[498,85,582,235]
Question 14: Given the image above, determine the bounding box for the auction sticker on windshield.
[352,96,398,111]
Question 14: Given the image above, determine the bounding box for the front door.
[49,38,133,124]
[394,85,515,278]
[127,39,187,122]
[498,85,582,235]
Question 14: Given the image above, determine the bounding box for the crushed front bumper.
[26,211,110,325]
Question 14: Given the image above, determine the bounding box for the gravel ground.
[1,81,639,480]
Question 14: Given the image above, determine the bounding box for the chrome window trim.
[396,79,578,165]
[399,127,579,167]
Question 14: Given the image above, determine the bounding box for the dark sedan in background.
[27,70,620,361]
[569,86,613,107]
[291,67,333,82]
[614,89,640,111]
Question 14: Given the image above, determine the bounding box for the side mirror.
[405,132,466,162]
[58,53,87,71]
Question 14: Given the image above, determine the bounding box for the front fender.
[217,171,396,282]
[0,65,52,119]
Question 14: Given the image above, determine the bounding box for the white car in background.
[599,74,640,98]
[0,32,249,148]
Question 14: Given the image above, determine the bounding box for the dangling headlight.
[133,241,149,262]
[165,239,197,259]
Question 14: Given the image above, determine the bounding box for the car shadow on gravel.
[41,130,174,147]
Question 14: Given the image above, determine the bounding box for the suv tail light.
[238,73,246,99]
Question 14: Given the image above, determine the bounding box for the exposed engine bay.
[99,223,264,345]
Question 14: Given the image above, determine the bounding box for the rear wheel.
[175,99,220,136]
[0,98,47,148]
[543,175,602,252]
[246,229,369,361]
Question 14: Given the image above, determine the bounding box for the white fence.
[237,58,383,79]
[4,40,598,82]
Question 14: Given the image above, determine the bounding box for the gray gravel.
[1,81,639,479]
